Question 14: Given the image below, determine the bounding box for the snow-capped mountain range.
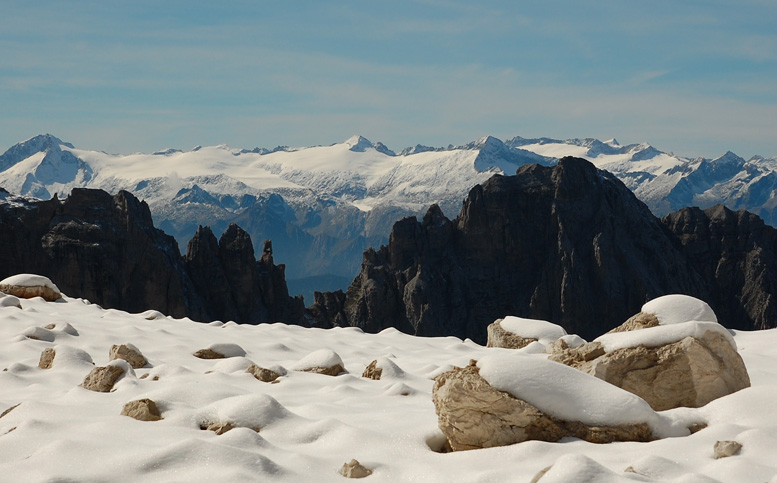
[1,133,775,301]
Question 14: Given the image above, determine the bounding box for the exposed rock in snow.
[80,363,127,392]
[121,398,163,422]
[0,274,61,302]
[245,363,283,383]
[38,348,56,369]
[193,343,246,360]
[339,459,373,478]
[713,440,742,459]
[362,360,382,380]
[109,344,148,369]
[292,349,345,376]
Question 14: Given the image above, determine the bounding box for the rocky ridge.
[309,157,777,341]
[0,188,304,325]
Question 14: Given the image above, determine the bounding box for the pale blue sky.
[2,1,776,158]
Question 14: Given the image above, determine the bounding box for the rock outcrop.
[662,205,777,331]
[0,188,305,326]
[309,158,710,342]
[432,361,654,451]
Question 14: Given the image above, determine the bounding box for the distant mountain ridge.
[1,133,776,302]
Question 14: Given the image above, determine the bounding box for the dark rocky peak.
[662,205,777,331]
[219,223,255,259]
[308,157,712,342]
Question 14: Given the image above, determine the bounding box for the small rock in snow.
[121,398,162,421]
[713,440,742,459]
[0,274,62,302]
[339,459,372,478]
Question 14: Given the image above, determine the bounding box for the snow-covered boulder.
[486,316,567,349]
[193,343,246,360]
[0,274,61,302]
[292,349,345,376]
[549,295,750,411]
[432,357,676,451]
[245,363,284,383]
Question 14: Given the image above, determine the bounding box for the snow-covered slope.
[2,133,776,299]
[1,287,775,481]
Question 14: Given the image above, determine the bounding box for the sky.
[1,0,776,158]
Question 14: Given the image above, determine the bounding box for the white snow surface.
[499,316,567,344]
[595,321,736,352]
[0,274,60,292]
[642,294,718,325]
[1,293,775,482]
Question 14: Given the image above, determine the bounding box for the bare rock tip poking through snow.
[0,274,62,302]
[339,459,372,478]
[109,344,148,369]
[121,398,162,422]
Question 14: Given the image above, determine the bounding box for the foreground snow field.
[1,292,776,482]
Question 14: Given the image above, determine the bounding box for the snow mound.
[499,316,567,344]
[594,320,736,351]
[642,294,717,325]
[292,349,344,371]
[207,343,247,358]
[198,394,295,431]
[477,353,685,437]
[371,357,405,378]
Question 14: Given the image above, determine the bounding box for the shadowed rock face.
[0,188,305,325]
[309,158,713,342]
[662,205,777,331]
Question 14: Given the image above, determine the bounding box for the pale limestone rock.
[110,344,147,368]
[193,348,226,359]
[549,330,750,411]
[486,319,537,349]
[301,364,345,376]
[38,348,56,369]
[121,398,162,421]
[607,312,660,333]
[81,365,125,392]
[432,361,653,451]
[362,360,382,380]
[246,363,281,383]
[339,459,372,478]
[714,440,742,459]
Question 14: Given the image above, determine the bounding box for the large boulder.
[549,296,750,411]
[432,359,659,451]
[0,274,61,301]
